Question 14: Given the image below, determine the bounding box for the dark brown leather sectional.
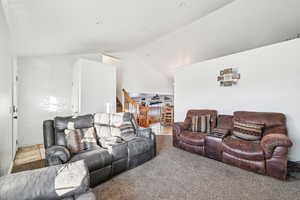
[173,110,293,180]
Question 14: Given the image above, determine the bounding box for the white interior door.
[73,59,116,115]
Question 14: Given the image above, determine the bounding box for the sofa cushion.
[191,115,211,133]
[98,136,124,148]
[217,115,234,130]
[64,128,98,154]
[222,136,265,161]
[234,111,287,136]
[54,115,94,147]
[55,115,94,131]
[105,142,128,161]
[94,113,136,146]
[70,148,111,171]
[127,137,153,157]
[65,129,84,153]
[185,110,218,130]
[233,120,264,141]
[179,131,206,146]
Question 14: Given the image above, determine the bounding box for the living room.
[0,0,300,199]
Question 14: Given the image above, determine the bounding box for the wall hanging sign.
[217,68,240,87]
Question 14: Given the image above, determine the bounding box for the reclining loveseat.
[173,110,293,180]
[43,112,156,187]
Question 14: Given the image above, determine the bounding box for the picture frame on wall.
[218,68,240,87]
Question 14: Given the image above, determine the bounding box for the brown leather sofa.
[173,110,293,180]
[173,110,218,156]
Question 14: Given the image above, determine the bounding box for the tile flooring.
[150,123,172,135]
[12,144,45,173]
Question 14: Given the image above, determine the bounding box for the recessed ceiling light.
[96,18,102,25]
[178,2,187,7]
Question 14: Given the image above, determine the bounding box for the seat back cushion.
[217,115,234,130]
[234,111,287,136]
[232,120,264,141]
[64,127,98,154]
[111,113,136,140]
[94,112,135,147]
[54,114,94,146]
[185,110,218,130]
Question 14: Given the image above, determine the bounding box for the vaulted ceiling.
[2,0,234,56]
[115,0,300,77]
[2,0,300,78]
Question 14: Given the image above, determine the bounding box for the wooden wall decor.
[217,68,240,87]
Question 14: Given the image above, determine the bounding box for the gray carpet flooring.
[94,137,300,200]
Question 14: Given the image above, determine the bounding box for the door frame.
[11,57,18,160]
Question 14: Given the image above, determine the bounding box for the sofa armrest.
[137,127,152,138]
[136,127,156,156]
[0,160,89,200]
[43,120,55,149]
[46,145,71,166]
[261,134,292,159]
[173,122,189,136]
[74,191,96,200]
[136,127,156,142]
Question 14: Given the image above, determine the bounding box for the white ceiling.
[3,0,300,78]
[3,0,234,56]
[119,0,300,78]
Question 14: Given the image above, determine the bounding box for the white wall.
[18,56,74,147]
[75,59,116,115]
[175,39,300,161]
[17,54,114,147]
[116,52,173,97]
[0,4,13,175]
[129,0,300,79]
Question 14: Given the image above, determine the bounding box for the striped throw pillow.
[64,127,98,153]
[233,120,264,141]
[94,113,136,146]
[111,121,135,141]
[206,115,211,133]
[191,115,211,133]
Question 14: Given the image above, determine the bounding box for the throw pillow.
[94,112,136,147]
[64,127,98,154]
[191,115,201,132]
[110,113,135,140]
[191,115,210,133]
[64,129,84,154]
[206,115,211,133]
[232,120,264,141]
[81,127,98,150]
